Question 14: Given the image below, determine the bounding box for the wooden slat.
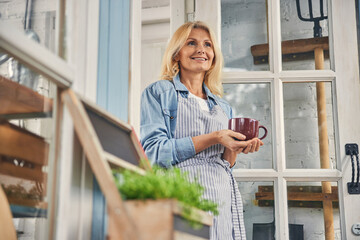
[61,89,137,240]
[0,76,53,116]
[257,200,339,209]
[0,121,49,165]
[258,185,338,193]
[105,152,146,176]
[255,192,338,201]
[251,36,329,56]
[0,161,46,182]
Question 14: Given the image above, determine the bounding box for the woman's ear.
[174,54,179,62]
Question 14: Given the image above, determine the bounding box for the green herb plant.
[113,166,218,229]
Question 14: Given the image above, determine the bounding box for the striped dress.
[174,92,246,240]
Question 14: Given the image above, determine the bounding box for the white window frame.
[194,0,360,239]
[129,0,142,135]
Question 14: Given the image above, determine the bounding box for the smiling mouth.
[191,57,207,61]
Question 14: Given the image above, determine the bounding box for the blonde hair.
[160,21,224,97]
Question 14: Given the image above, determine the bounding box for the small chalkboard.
[82,99,147,168]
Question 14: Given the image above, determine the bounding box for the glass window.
[280,0,331,70]
[223,83,273,169]
[283,82,336,169]
[238,181,275,240]
[0,0,57,51]
[287,181,341,239]
[221,0,270,71]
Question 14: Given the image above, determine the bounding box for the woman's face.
[175,28,214,76]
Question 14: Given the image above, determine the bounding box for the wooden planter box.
[122,199,213,240]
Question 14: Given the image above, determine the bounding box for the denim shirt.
[140,74,233,168]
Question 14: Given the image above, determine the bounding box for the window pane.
[223,83,272,169]
[287,181,341,239]
[0,0,64,55]
[238,181,275,240]
[283,82,336,169]
[0,51,57,240]
[221,0,270,71]
[280,0,331,70]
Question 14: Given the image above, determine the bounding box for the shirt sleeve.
[140,85,196,168]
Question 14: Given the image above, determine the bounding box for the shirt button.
[170,116,174,119]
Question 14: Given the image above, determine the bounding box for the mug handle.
[259,125,268,140]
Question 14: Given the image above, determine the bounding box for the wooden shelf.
[250,36,329,64]
[0,76,53,119]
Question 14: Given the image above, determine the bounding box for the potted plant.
[113,166,218,240]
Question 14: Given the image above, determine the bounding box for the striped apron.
[174,92,246,240]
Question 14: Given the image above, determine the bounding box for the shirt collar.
[173,74,217,101]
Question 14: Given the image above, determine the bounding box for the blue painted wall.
[92,1,130,239]
[97,0,130,120]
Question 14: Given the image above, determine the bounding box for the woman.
[140,21,263,240]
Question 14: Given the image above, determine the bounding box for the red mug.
[228,117,268,140]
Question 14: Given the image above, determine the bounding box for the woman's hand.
[220,132,264,167]
[216,130,251,152]
[192,130,263,157]
[240,137,264,154]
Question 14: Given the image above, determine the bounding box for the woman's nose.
[197,46,205,54]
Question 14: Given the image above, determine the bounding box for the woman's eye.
[187,41,196,46]
[205,42,212,47]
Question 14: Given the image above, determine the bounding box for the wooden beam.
[257,200,339,209]
[0,76,53,117]
[251,36,329,56]
[255,192,338,201]
[315,47,334,240]
[61,89,138,240]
